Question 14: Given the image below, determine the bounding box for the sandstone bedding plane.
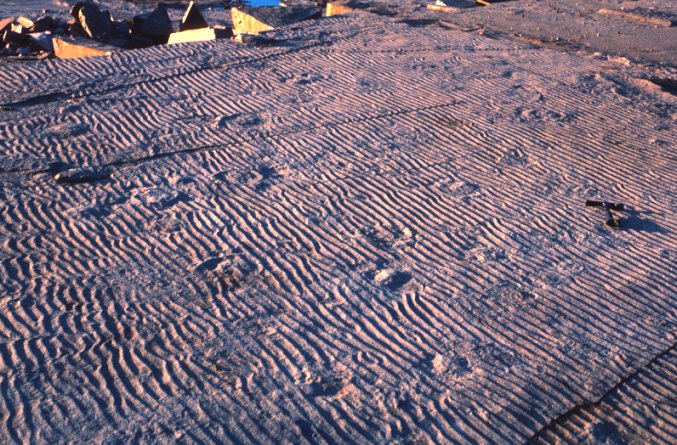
[0,1,675,444]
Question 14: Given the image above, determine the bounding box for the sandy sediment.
[435,0,677,66]
[0,3,675,444]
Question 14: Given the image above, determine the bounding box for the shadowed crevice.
[526,342,677,444]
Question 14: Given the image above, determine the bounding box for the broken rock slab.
[325,2,354,17]
[180,1,209,32]
[0,18,14,34]
[167,27,231,45]
[71,1,113,42]
[232,6,321,35]
[17,17,35,30]
[52,37,115,59]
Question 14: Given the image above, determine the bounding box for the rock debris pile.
[0,0,352,61]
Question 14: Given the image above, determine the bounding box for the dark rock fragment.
[31,16,55,33]
[1,46,17,56]
[113,21,130,36]
[180,1,209,32]
[54,167,109,185]
[61,17,82,36]
[69,2,86,18]
[236,33,289,46]
[3,30,31,47]
[70,1,113,42]
[133,4,173,43]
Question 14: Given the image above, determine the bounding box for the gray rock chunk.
[29,32,54,52]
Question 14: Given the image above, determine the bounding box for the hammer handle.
[585,200,624,211]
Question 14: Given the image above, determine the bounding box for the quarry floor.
[0,1,675,443]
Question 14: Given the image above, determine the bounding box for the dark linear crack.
[526,341,677,444]
[107,100,464,167]
[0,98,465,178]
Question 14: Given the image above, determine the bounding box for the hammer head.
[585,200,624,228]
[585,200,625,211]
